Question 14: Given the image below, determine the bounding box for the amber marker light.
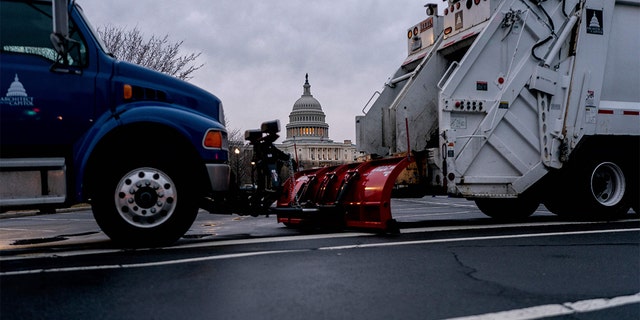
[203,130,223,148]
[123,84,133,100]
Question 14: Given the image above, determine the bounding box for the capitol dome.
[293,77,322,111]
[285,74,330,142]
[278,74,356,169]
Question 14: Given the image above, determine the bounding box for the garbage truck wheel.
[581,160,630,218]
[545,158,630,219]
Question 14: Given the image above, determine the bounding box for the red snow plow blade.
[274,156,413,232]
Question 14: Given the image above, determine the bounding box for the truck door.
[0,1,97,156]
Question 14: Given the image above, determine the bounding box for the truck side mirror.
[50,33,68,58]
[51,0,70,59]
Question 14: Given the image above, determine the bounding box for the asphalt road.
[1,197,639,320]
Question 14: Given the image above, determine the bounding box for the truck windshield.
[1,0,86,66]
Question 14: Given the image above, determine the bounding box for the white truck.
[351,0,639,222]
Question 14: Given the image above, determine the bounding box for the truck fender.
[73,102,227,202]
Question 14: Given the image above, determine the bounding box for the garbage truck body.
[360,0,640,218]
[277,0,639,230]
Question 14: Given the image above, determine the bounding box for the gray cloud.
[80,0,431,142]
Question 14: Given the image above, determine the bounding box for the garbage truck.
[0,0,231,246]
[275,0,639,231]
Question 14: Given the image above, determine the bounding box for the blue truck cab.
[0,0,230,246]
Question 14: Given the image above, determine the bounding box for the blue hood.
[112,61,224,123]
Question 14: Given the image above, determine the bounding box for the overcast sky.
[79,1,439,143]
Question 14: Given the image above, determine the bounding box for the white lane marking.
[317,228,640,250]
[444,292,640,320]
[0,250,306,276]
[1,220,637,261]
[0,232,373,262]
[401,219,639,234]
[1,228,637,276]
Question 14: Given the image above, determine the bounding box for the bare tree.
[97,25,203,80]
[226,120,252,187]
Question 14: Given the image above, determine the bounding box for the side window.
[0,1,88,66]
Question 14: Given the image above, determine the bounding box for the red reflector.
[623,110,640,116]
[598,109,614,114]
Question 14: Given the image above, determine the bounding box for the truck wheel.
[474,198,539,221]
[582,161,630,218]
[544,160,630,219]
[92,162,199,247]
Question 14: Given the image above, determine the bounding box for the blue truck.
[0,0,231,246]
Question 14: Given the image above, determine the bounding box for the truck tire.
[92,160,199,247]
[474,197,539,221]
[546,159,630,219]
[582,160,630,218]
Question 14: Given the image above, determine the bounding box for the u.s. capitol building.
[278,74,357,170]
